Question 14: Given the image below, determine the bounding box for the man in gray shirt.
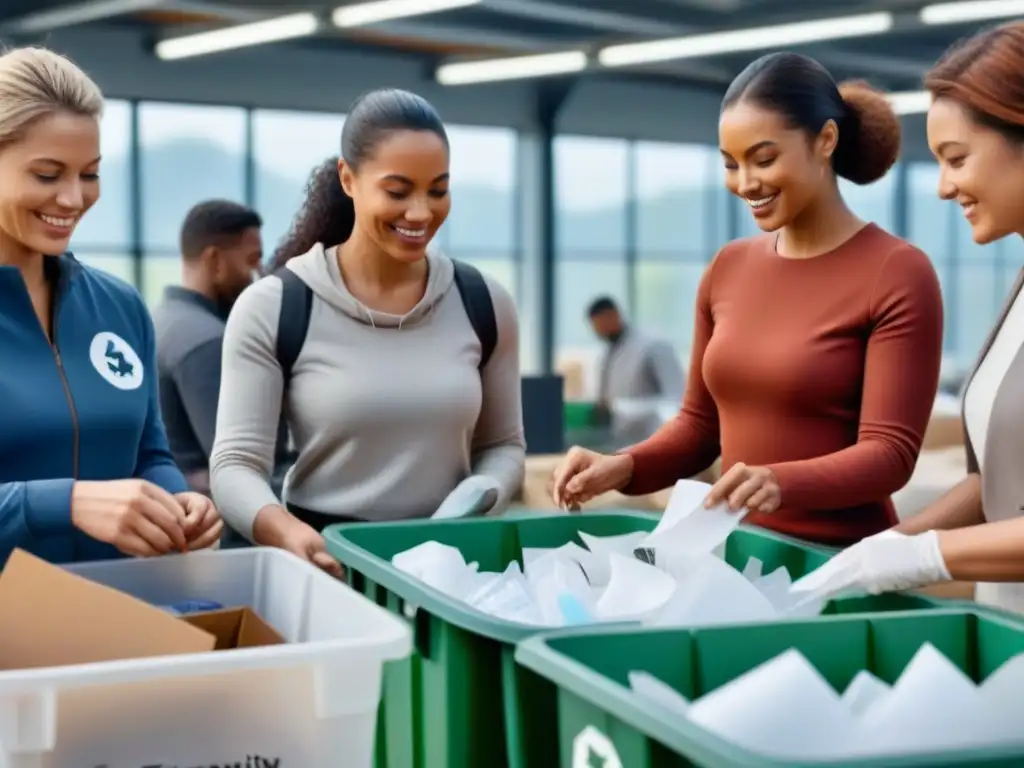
[588,296,684,444]
[152,200,288,495]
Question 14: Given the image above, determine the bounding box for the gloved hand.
[789,529,952,602]
[432,475,502,520]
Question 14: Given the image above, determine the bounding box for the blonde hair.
[0,46,103,149]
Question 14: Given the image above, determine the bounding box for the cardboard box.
[183,607,285,650]
[0,549,281,671]
[923,413,965,450]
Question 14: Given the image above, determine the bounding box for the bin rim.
[321,511,857,647]
[514,607,1024,768]
[324,512,661,644]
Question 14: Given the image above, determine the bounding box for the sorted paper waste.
[629,643,1024,760]
[391,480,827,627]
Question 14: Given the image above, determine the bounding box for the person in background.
[554,52,944,547]
[588,295,684,444]
[151,200,290,501]
[795,22,1024,612]
[210,89,526,574]
[0,47,221,565]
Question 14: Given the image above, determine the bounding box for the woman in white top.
[793,21,1024,613]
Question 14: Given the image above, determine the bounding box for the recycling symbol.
[572,725,622,768]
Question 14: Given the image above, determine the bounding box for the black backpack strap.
[452,260,498,371]
[274,267,314,384]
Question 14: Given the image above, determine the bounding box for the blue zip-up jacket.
[0,253,188,565]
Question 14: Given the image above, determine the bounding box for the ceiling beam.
[479,0,693,37]
[0,0,163,34]
[652,0,744,12]
[813,48,931,81]
[357,19,564,51]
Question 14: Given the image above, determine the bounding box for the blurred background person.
[0,47,221,565]
[587,294,683,446]
[152,200,289,492]
[554,53,944,547]
[152,200,292,546]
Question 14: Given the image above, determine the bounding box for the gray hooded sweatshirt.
[209,243,526,539]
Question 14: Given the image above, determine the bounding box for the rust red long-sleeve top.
[624,224,944,546]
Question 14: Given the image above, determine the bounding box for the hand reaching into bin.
[552,447,634,509]
[71,479,193,556]
[789,529,951,602]
[252,505,344,578]
[703,462,782,515]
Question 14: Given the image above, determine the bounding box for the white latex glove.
[432,475,502,520]
[789,529,951,603]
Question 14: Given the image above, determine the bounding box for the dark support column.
[535,80,574,374]
[725,187,740,245]
[128,100,143,292]
[946,194,960,355]
[892,160,909,239]
[244,108,257,209]
[625,142,638,313]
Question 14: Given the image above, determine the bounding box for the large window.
[139,103,247,305]
[554,136,630,395]
[907,160,1022,373]
[252,109,342,261]
[634,142,722,363]
[840,170,895,229]
[72,99,134,285]
[441,125,518,299]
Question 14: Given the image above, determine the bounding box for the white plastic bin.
[0,547,411,768]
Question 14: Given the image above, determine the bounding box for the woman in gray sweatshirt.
[209,89,526,573]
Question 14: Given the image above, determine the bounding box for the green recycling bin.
[324,512,943,768]
[564,402,598,430]
[516,608,1024,767]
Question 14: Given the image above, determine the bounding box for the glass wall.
[552,136,630,394]
[906,160,1023,377]
[438,125,519,299]
[72,99,134,285]
[71,103,520,308]
[553,136,732,396]
[138,103,247,306]
[69,100,1015,391]
[252,109,343,260]
[634,142,723,358]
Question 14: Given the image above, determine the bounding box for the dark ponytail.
[272,88,448,269]
[833,80,901,185]
[722,53,901,186]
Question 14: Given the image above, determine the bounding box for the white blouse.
[964,287,1024,614]
[964,289,1024,472]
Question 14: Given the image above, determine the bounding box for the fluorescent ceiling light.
[598,12,894,67]
[154,12,319,60]
[920,0,1024,25]
[888,90,931,115]
[333,0,480,27]
[437,51,587,85]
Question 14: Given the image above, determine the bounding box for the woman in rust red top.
[554,52,944,547]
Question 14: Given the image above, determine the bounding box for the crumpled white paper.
[628,642,1024,760]
[391,480,825,627]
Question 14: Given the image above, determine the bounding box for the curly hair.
[722,52,900,185]
[272,88,448,269]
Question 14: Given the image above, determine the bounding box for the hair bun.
[832,80,901,185]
